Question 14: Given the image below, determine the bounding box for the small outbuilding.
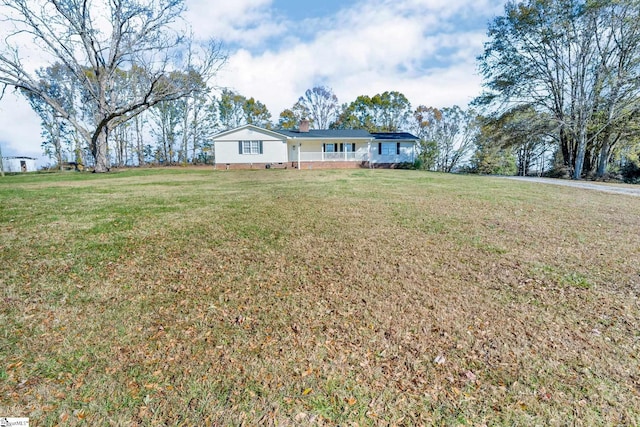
[1,156,37,173]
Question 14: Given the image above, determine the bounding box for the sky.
[0,0,506,165]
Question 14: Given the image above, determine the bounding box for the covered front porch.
[288,140,370,165]
[287,139,417,169]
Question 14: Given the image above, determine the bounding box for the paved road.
[502,176,640,197]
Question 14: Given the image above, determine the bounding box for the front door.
[288,143,297,164]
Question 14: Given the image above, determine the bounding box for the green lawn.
[1,168,639,425]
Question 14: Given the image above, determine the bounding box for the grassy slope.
[1,168,638,426]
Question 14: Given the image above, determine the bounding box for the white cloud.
[184,0,287,47]
[218,0,503,116]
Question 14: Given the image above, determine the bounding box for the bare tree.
[298,86,339,129]
[477,0,640,179]
[150,98,182,165]
[24,65,76,169]
[188,93,217,163]
[0,0,225,172]
[411,105,442,170]
[418,106,478,173]
[474,106,554,176]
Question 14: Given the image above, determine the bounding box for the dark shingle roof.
[273,129,418,141]
[370,132,419,141]
[274,129,372,139]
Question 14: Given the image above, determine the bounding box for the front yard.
[1,168,638,425]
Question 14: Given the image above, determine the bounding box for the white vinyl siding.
[373,141,416,163]
[213,127,287,164]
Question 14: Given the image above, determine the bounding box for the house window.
[379,142,400,156]
[342,143,356,152]
[323,143,335,153]
[239,140,263,155]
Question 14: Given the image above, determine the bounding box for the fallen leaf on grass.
[7,361,24,370]
[302,388,313,395]
[463,370,477,382]
[138,406,150,418]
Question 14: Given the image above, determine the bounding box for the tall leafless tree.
[298,86,339,129]
[0,0,225,172]
[477,0,640,179]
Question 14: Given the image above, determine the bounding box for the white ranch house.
[212,122,418,170]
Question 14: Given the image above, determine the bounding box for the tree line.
[476,0,640,181]
[1,0,639,179]
[27,67,481,172]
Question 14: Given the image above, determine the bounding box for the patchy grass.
[1,168,639,426]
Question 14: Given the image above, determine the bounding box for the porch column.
[297,142,301,170]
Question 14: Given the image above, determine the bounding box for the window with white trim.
[239,140,263,155]
[378,142,401,156]
[343,143,356,152]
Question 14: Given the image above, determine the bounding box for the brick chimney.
[299,119,310,133]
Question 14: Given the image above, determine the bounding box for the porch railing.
[296,151,415,163]
[299,152,366,162]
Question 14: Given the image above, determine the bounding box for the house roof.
[370,132,419,141]
[274,129,372,139]
[275,129,419,141]
[212,124,418,142]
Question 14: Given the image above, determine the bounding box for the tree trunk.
[92,128,110,173]
[560,126,570,168]
[182,98,190,166]
[135,115,145,167]
[596,142,608,178]
[573,127,587,180]
[583,149,593,177]
[55,133,63,171]
[75,135,83,168]
[191,108,199,164]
